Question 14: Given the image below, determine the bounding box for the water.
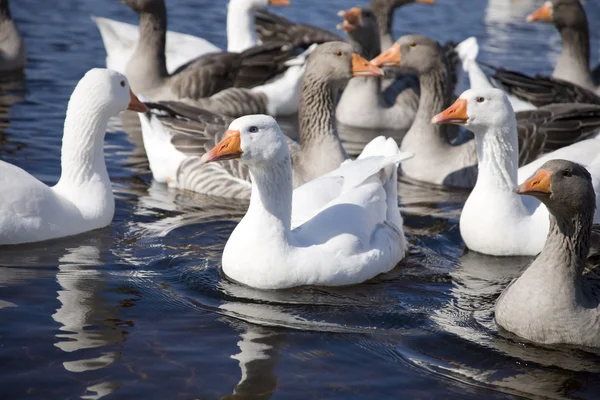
[1,0,600,399]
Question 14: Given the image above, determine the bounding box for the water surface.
[1,0,600,399]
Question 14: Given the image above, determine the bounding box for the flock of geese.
[1,0,600,348]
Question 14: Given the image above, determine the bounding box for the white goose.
[0,69,146,245]
[93,0,289,75]
[200,115,411,289]
[433,88,600,256]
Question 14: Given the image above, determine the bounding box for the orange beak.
[431,98,468,125]
[200,129,243,164]
[415,0,435,4]
[336,7,361,32]
[526,2,552,23]
[352,53,384,77]
[268,0,290,5]
[515,169,552,198]
[371,43,401,67]
[128,90,148,112]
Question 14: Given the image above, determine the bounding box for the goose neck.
[129,3,168,80]
[57,101,111,187]
[405,66,452,148]
[373,4,394,50]
[556,25,591,78]
[0,0,10,20]
[246,158,294,239]
[348,29,382,60]
[473,122,518,192]
[535,208,592,287]
[227,0,257,53]
[298,73,340,149]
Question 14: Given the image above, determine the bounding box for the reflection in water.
[0,72,25,149]
[223,319,285,400]
[47,238,136,399]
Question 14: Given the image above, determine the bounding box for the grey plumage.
[496,160,600,347]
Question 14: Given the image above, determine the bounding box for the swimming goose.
[120,0,296,102]
[0,69,146,245]
[335,7,419,132]
[372,36,600,189]
[370,0,434,51]
[0,0,26,73]
[433,88,600,256]
[93,0,289,75]
[138,42,385,199]
[526,0,598,94]
[495,160,600,347]
[201,114,410,289]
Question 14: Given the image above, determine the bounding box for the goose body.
[139,42,386,199]
[495,160,600,347]
[433,88,600,256]
[0,69,146,245]
[203,115,409,289]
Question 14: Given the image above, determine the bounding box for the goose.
[138,42,385,199]
[432,88,600,256]
[200,114,410,289]
[0,69,147,245]
[371,35,600,188]
[495,160,600,347]
[0,0,26,73]
[118,0,296,102]
[93,0,289,75]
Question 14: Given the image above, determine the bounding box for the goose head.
[516,160,595,217]
[200,115,288,166]
[370,34,442,75]
[306,41,384,89]
[431,88,515,134]
[70,69,146,118]
[526,0,586,30]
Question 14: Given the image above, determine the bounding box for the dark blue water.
[1,0,600,399]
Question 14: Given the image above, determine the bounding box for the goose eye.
[120,80,126,87]
[409,42,416,48]
[249,126,258,133]
[476,97,485,103]
[335,51,343,57]
[562,170,572,177]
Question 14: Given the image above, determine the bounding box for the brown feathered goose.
[137,42,387,199]
[496,160,600,347]
[0,0,25,73]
